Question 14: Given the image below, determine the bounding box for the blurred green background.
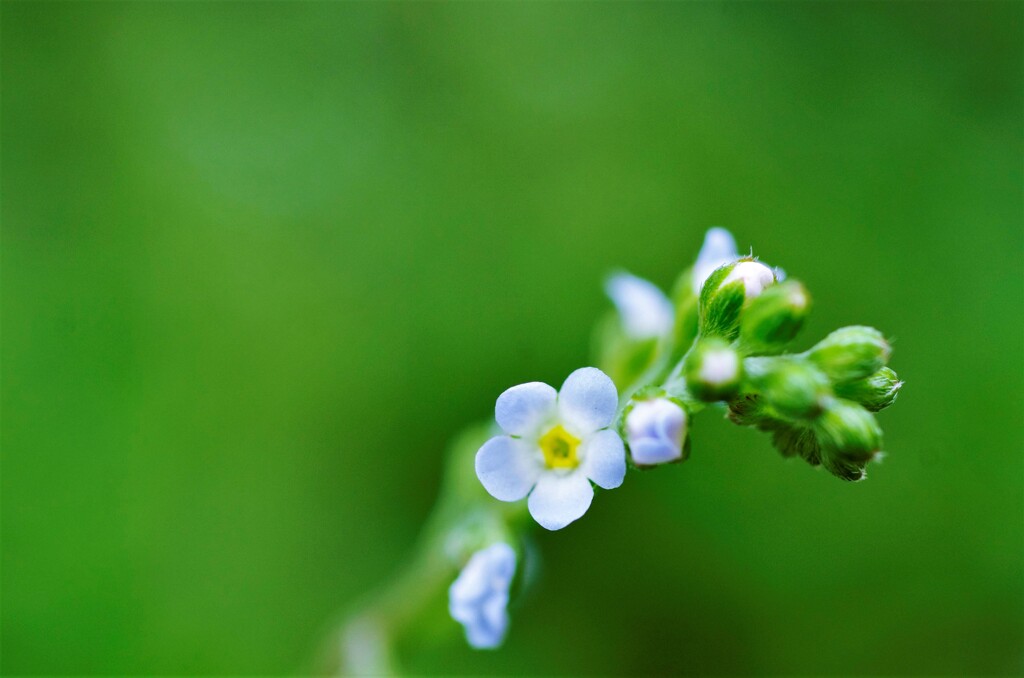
[3,2,1022,675]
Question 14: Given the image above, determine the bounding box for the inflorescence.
[454,227,903,649]
[330,227,904,666]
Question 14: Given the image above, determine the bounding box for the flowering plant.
[328,228,903,673]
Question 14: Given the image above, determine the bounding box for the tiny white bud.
[626,398,687,466]
[684,338,743,401]
[699,348,740,386]
[722,261,775,298]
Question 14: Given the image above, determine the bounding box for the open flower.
[625,398,687,466]
[605,272,674,339]
[448,542,516,649]
[475,367,626,530]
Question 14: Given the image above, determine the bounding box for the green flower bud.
[699,259,776,340]
[820,453,870,482]
[834,367,904,412]
[727,393,774,428]
[806,326,891,384]
[739,280,810,355]
[751,358,831,420]
[684,338,742,402]
[813,399,883,465]
[771,425,822,465]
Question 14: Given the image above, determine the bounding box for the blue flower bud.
[806,326,891,384]
[449,543,517,649]
[684,338,742,401]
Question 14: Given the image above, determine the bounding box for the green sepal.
[813,398,883,464]
[770,425,822,466]
[727,393,777,428]
[806,326,891,384]
[698,261,747,340]
[834,366,904,412]
[820,452,870,482]
[749,357,831,421]
[739,280,810,355]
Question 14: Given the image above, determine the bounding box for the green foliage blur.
[3,2,1022,675]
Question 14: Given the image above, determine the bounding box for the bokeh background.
[3,2,1022,675]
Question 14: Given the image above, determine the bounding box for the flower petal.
[495,382,557,436]
[558,367,618,435]
[465,607,507,649]
[631,438,681,466]
[692,227,738,293]
[605,272,674,339]
[527,472,594,530]
[581,429,626,489]
[475,436,541,502]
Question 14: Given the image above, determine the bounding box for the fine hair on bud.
[698,259,775,340]
[834,367,904,412]
[821,451,869,482]
[806,326,891,384]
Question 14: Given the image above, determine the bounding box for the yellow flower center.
[538,424,581,469]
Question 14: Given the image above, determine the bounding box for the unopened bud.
[806,326,891,384]
[684,338,742,401]
[625,398,688,467]
[723,261,776,298]
[770,425,822,465]
[752,358,831,420]
[699,259,776,339]
[834,367,903,412]
[813,399,883,466]
[739,280,810,355]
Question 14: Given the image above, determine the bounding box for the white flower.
[692,227,739,294]
[625,398,687,466]
[448,542,516,649]
[605,272,674,339]
[722,260,775,298]
[475,367,627,531]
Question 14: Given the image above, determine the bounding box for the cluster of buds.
[616,244,901,482]
[687,262,901,481]
[446,227,904,653]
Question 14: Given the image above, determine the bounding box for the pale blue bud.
[625,398,687,466]
[449,542,517,649]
